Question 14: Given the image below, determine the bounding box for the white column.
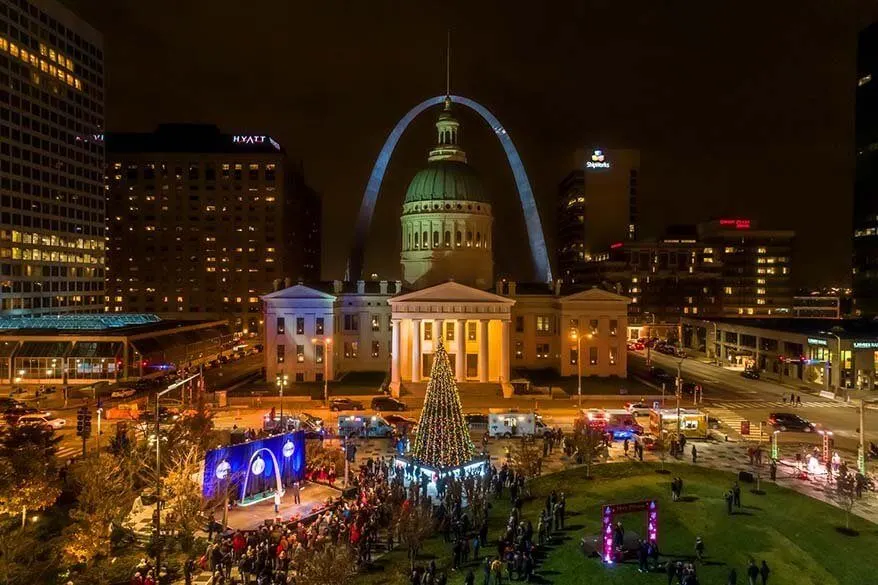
[455,319,466,382]
[391,319,401,386]
[411,319,422,383]
[435,319,445,346]
[500,319,510,384]
[478,319,489,382]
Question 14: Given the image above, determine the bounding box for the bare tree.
[63,452,136,565]
[397,503,435,569]
[572,420,604,478]
[163,446,205,552]
[0,425,61,528]
[833,472,858,534]
[296,542,359,584]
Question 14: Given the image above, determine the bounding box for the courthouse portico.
[388,281,514,393]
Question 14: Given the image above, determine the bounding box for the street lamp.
[569,328,592,408]
[275,371,288,429]
[313,337,332,405]
[153,373,199,585]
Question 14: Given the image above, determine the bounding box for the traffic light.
[76,407,92,437]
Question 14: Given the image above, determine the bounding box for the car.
[465,413,489,431]
[638,434,660,451]
[649,367,675,384]
[371,396,407,412]
[329,398,364,412]
[741,369,760,380]
[0,397,23,410]
[768,412,815,432]
[111,387,136,398]
[17,413,66,429]
[384,413,418,432]
[218,355,230,364]
[298,412,324,428]
[4,406,48,424]
[625,402,651,417]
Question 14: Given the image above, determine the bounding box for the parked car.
[329,398,364,412]
[638,434,660,451]
[768,412,815,432]
[4,406,48,424]
[111,387,136,398]
[465,413,489,432]
[383,413,417,433]
[371,396,407,412]
[625,402,651,417]
[17,413,66,429]
[0,397,23,410]
[626,341,645,351]
[741,369,761,380]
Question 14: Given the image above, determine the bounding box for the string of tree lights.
[411,339,477,468]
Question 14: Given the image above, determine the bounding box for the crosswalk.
[710,399,854,410]
[56,446,82,461]
[703,406,769,440]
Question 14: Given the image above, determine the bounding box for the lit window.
[536,316,552,333]
[724,287,733,294]
[296,345,305,363]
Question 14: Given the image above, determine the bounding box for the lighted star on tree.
[411,338,476,468]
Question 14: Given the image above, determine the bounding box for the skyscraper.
[556,148,640,283]
[0,0,105,315]
[105,124,321,334]
[854,22,878,315]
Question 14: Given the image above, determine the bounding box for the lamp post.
[569,328,592,408]
[675,355,686,441]
[154,373,199,585]
[313,337,332,406]
[275,372,288,430]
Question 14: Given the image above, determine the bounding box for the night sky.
[67,0,878,287]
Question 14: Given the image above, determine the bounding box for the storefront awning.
[16,341,72,358]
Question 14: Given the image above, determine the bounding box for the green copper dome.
[404,160,488,204]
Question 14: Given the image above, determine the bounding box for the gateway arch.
[349,95,553,284]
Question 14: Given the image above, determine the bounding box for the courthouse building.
[263,98,629,395]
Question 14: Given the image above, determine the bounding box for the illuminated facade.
[0,0,106,315]
[576,220,794,324]
[557,148,640,283]
[105,124,321,334]
[264,98,628,394]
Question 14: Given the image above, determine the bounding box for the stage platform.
[225,482,341,530]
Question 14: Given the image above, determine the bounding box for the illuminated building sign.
[233,136,282,150]
[610,242,623,249]
[719,219,751,229]
[852,340,878,349]
[807,337,828,346]
[586,149,611,169]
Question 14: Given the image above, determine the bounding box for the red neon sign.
[610,242,623,249]
[718,219,751,229]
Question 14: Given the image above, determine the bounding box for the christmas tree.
[412,338,477,468]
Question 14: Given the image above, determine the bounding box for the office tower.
[0,0,105,314]
[557,148,640,282]
[854,22,878,315]
[105,124,320,334]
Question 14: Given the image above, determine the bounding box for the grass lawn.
[355,462,876,585]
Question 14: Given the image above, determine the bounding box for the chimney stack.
[272,278,282,291]
[508,281,517,297]
[332,280,343,294]
[394,280,403,294]
[356,280,365,294]
[283,276,292,288]
[379,280,388,294]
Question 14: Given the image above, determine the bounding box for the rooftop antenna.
[445,29,451,98]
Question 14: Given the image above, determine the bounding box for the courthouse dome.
[404,160,487,204]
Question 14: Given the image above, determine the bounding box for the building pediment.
[262,284,336,302]
[389,281,514,305]
[560,287,630,304]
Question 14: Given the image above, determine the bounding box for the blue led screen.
[201,431,306,501]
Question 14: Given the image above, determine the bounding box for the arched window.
[455,231,462,247]
[476,232,481,247]
[423,231,429,248]
[433,231,439,247]
[408,232,413,250]
[444,231,451,247]
[413,231,419,248]
[466,231,473,247]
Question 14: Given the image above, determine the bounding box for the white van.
[488,411,549,438]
